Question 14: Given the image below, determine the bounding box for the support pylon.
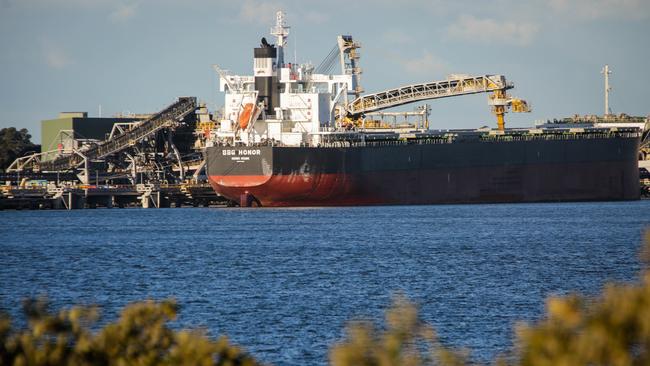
[493,89,507,131]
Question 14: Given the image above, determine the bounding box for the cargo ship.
[204,11,641,207]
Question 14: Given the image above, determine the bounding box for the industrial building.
[41,112,144,161]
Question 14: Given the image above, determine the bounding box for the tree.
[0,127,39,172]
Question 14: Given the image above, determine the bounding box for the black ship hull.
[206,133,640,206]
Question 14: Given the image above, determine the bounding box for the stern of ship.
[206,146,274,206]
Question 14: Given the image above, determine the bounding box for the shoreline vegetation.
[2,231,649,365]
[0,128,38,173]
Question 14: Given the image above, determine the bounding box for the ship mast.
[270,11,290,67]
[601,64,612,116]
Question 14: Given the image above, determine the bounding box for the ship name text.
[222,149,262,156]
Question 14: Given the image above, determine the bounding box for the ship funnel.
[254,37,278,116]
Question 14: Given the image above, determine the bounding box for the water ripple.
[1,201,649,365]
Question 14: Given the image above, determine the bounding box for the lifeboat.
[238,103,256,130]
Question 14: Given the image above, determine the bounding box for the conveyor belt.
[41,97,197,171]
[347,75,511,116]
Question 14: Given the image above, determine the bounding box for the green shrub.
[331,231,650,366]
[0,299,259,366]
[329,296,468,366]
[511,230,650,366]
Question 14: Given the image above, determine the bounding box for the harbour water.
[1,201,649,365]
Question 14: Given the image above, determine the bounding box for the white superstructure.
[212,11,355,147]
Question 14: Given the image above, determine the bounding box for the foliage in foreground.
[511,231,650,366]
[1,231,649,365]
[331,230,650,366]
[0,299,258,366]
[329,297,468,366]
[514,273,650,366]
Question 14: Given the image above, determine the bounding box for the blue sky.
[1,0,649,143]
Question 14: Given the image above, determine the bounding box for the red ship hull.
[208,162,640,207]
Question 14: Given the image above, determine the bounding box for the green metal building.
[41,112,142,160]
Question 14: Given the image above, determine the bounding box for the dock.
[0,183,229,210]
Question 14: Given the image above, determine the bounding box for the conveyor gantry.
[347,74,512,116]
[40,97,197,172]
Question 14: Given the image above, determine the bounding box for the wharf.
[0,183,228,210]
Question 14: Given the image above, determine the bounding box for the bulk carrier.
[204,12,641,207]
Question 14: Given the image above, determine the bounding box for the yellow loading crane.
[345,74,530,130]
[327,36,529,130]
[489,88,531,131]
